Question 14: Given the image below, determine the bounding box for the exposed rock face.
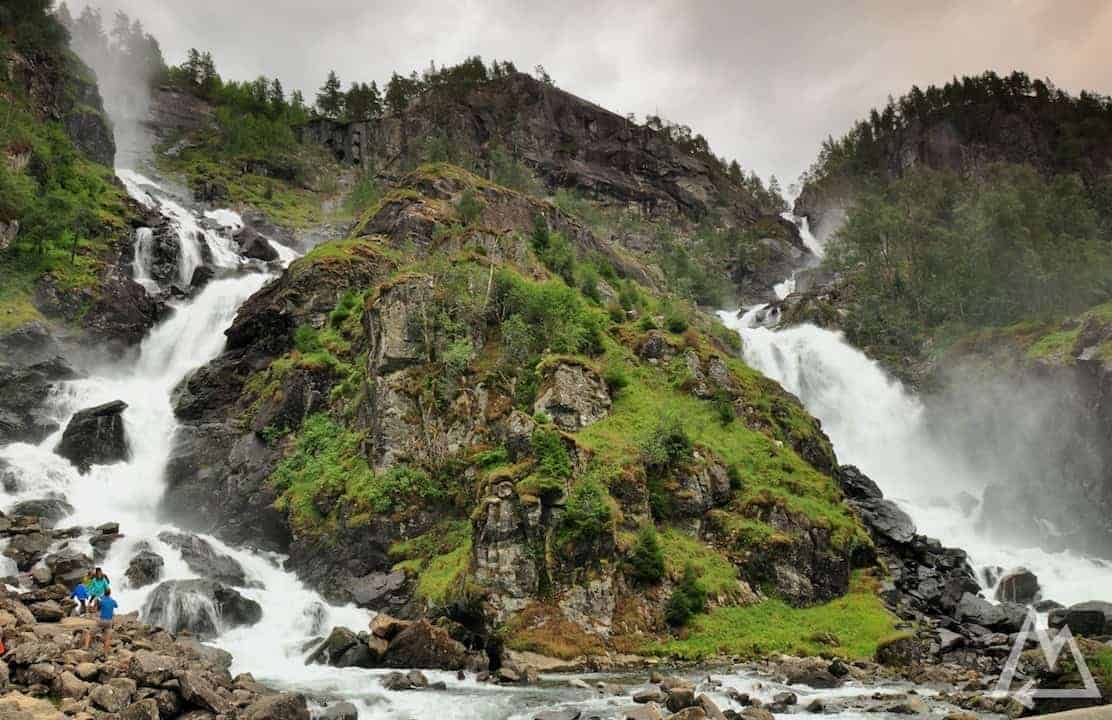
[142,579,262,638]
[157,531,249,587]
[126,550,165,588]
[533,362,611,431]
[0,355,76,447]
[54,400,130,473]
[994,567,1039,603]
[235,225,279,262]
[9,497,74,528]
[381,619,469,670]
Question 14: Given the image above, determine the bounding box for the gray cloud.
[70,0,1112,188]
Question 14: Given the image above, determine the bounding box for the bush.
[628,525,665,584]
[540,231,576,285]
[602,363,630,395]
[531,427,571,479]
[664,302,690,333]
[493,269,606,356]
[713,391,735,426]
[558,479,613,549]
[642,415,694,471]
[371,464,444,513]
[666,563,707,626]
[577,263,602,303]
[457,187,483,224]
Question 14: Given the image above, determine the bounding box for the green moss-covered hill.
[165,157,898,664]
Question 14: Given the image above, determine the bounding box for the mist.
[59,4,165,167]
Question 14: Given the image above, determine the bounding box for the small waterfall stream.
[721,217,1112,608]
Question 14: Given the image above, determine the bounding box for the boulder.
[178,670,230,713]
[44,548,92,586]
[126,551,165,588]
[122,699,161,720]
[4,532,52,571]
[235,225,279,262]
[369,613,410,640]
[29,600,64,622]
[319,701,359,720]
[834,465,882,500]
[852,498,915,544]
[306,627,375,669]
[0,356,75,447]
[9,497,74,528]
[129,651,180,686]
[534,362,611,431]
[90,680,133,713]
[383,619,469,670]
[54,400,130,473]
[955,593,1027,632]
[142,579,262,637]
[1049,601,1112,636]
[243,694,311,720]
[157,531,248,587]
[995,568,1039,604]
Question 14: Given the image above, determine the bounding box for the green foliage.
[344,172,382,215]
[328,290,363,327]
[666,564,707,626]
[557,479,614,550]
[529,216,577,285]
[389,520,472,604]
[663,302,690,333]
[271,414,449,531]
[627,524,665,584]
[456,188,483,225]
[641,415,694,471]
[828,164,1112,357]
[712,391,735,426]
[531,427,572,479]
[602,363,630,395]
[474,446,509,468]
[651,572,899,660]
[492,269,606,356]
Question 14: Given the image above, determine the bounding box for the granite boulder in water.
[142,578,262,638]
[55,400,130,473]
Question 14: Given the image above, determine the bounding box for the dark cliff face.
[300,73,767,226]
[6,48,115,166]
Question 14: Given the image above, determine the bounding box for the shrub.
[606,302,625,323]
[664,302,690,333]
[727,465,743,491]
[492,269,605,356]
[540,231,576,285]
[531,427,571,479]
[712,392,735,426]
[370,464,444,514]
[602,363,630,396]
[666,563,707,626]
[642,415,694,471]
[628,525,665,584]
[457,187,483,224]
[577,263,602,303]
[558,479,613,549]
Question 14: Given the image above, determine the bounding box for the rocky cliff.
[299,73,808,305]
[160,160,886,664]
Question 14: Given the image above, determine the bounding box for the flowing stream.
[721,217,1112,609]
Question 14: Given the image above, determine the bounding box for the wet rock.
[235,225,280,262]
[4,532,52,571]
[142,579,262,637]
[834,465,882,500]
[665,687,697,712]
[535,710,581,720]
[0,355,75,447]
[382,619,469,670]
[852,498,915,544]
[177,637,234,673]
[785,667,842,689]
[697,694,727,720]
[9,497,74,528]
[669,709,707,720]
[30,565,52,586]
[349,570,408,608]
[1049,601,1112,636]
[533,362,611,431]
[44,548,92,586]
[634,688,666,703]
[369,613,410,640]
[55,400,130,473]
[995,567,1039,603]
[319,701,359,720]
[157,531,249,587]
[955,593,1026,632]
[125,551,165,588]
[1034,599,1064,612]
[306,626,375,669]
[243,694,311,720]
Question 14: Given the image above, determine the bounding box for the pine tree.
[316,70,343,119]
[269,78,285,112]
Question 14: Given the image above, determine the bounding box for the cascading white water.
[132,227,157,293]
[721,216,1112,608]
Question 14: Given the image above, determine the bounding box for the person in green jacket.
[87,567,110,611]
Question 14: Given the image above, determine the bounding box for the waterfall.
[722,215,1112,608]
[0,169,368,691]
[132,227,156,292]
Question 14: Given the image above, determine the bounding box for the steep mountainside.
[298,72,810,305]
[164,160,897,661]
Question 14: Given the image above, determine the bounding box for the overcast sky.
[70,0,1112,189]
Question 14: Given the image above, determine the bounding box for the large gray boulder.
[852,498,915,544]
[142,579,262,637]
[995,567,1040,604]
[157,531,248,587]
[55,400,130,473]
[1049,601,1112,636]
[534,362,611,431]
[125,550,165,588]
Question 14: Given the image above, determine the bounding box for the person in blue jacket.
[70,581,89,615]
[84,588,118,654]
